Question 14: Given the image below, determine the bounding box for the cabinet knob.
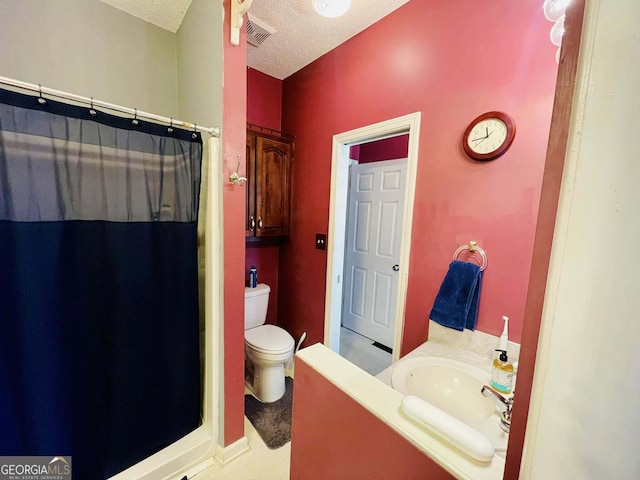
[258,217,263,230]
[250,216,255,229]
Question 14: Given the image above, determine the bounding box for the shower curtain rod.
[0,76,220,137]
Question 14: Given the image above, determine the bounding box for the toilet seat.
[245,324,294,355]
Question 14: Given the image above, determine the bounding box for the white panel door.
[342,159,406,348]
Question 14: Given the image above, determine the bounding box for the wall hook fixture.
[230,0,254,46]
[229,156,248,186]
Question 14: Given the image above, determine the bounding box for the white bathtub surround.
[375,334,518,465]
[298,343,505,480]
[401,395,496,462]
[427,320,521,365]
[390,356,510,457]
[377,339,495,386]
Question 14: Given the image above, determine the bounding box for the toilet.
[244,283,295,403]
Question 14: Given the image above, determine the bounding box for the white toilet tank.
[245,283,270,329]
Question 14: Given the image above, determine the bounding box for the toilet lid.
[245,325,295,354]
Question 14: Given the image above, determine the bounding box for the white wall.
[176,0,225,449]
[522,0,640,478]
[0,0,179,117]
[177,0,223,128]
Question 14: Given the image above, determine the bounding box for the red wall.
[247,67,282,131]
[246,68,284,325]
[358,134,409,163]
[290,357,454,479]
[245,246,279,325]
[279,0,558,354]
[222,0,247,445]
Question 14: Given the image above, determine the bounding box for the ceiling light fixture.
[313,0,352,18]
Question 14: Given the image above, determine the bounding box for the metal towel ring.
[453,241,488,271]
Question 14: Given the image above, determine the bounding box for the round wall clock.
[462,111,516,161]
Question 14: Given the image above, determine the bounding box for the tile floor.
[339,326,392,376]
[193,416,290,480]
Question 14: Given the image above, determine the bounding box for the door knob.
[392,264,399,271]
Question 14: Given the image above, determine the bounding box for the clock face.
[462,111,516,161]
[467,118,508,154]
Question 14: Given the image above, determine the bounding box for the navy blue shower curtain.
[0,89,202,478]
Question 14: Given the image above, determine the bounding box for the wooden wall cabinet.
[246,126,294,240]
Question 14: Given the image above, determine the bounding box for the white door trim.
[324,112,421,363]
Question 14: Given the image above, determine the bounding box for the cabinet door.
[255,136,292,237]
[246,132,257,237]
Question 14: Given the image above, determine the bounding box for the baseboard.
[214,436,250,465]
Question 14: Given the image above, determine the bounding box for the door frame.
[324,112,421,363]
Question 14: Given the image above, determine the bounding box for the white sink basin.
[391,356,509,455]
[392,356,494,423]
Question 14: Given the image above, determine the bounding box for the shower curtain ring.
[89,97,97,117]
[132,108,139,126]
[168,117,174,133]
[37,84,46,105]
[192,124,198,139]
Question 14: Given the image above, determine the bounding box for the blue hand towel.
[429,260,483,331]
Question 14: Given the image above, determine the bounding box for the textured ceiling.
[98,0,193,33]
[98,0,410,79]
[248,0,410,79]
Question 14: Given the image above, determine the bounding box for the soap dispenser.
[491,315,513,393]
[491,349,514,394]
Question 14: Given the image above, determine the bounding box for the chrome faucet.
[481,385,513,433]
